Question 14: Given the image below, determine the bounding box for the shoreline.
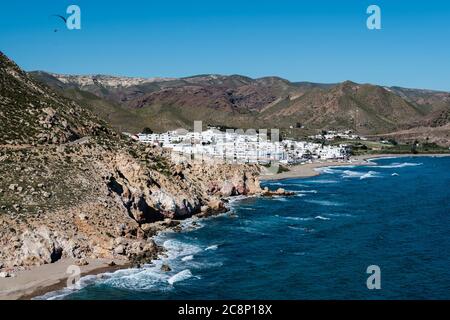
[0,258,128,300]
[0,209,236,300]
[259,153,450,181]
[2,153,449,300]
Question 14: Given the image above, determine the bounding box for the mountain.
[0,52,262,275]
[30,71,450,146]
[0,63,111,147]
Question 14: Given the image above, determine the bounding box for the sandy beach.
[259,153,450,181]
[0,258,128,300]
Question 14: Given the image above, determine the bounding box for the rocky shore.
[3,50,447,300]
[0,52,275,299]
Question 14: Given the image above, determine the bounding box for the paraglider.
[52,14,67,23]
[50,14,67,33]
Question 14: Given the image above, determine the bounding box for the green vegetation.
[339,139,450,156]
[277,165,290,174]
[142,127,153,134]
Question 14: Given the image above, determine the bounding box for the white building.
[137,128,349,164]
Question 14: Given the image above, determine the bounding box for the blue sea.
[40,156,450,300]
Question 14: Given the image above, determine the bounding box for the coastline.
[2,153,449,300]
[259,153,450,181]
[0,258,128,300]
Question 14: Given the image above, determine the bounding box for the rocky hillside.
[0,52,264,271]
[30,71,450,146]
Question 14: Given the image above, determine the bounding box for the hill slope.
[30,71,450,146]
[0,52,262,273]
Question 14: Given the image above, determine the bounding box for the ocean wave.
[288,226,315,232]
[37,218,223,299]
[168,269,193,285]
[296,190,318,194]
[267,182,306,187]
[315,165,356,174]
[325,213,353,217]
[284,216,314,221]
[205,244,218,251]
[341,170,380,180]
[315,215,331,220]
[306,179,339,184]
[273,197,288,201]
[102,266,171,291]
[180,218,205,231]
[162,239,203,259]
[267,182,285,186]
[374,162,422,169]
[304,199,343,206]
[239,207,256,210]
[314,167,339,174]
[181,255,194,261]
[33,273,105,300]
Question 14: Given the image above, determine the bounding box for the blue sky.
[1,0,449,91]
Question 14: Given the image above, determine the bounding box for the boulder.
[114,245,126,255]
[75,258,89,266]
[114,237,125,246]
[207,198,225,211]
[220,181,235,196]
[161,264,171,272]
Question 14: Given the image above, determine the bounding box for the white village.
[129,122,353,165]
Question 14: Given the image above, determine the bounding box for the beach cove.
[4,154,446,299]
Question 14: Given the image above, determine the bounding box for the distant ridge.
[30,71,450,146]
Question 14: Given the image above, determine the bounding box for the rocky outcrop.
[0,142,262,270]
[261,187,295,197]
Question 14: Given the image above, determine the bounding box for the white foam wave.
[273,197,288,201]
[304,199,343,206]
[239,207,256,211]
[162,239,203,259]
[167,269,193,285]
[315,167,339,174]
[33,273,103,300]
[284,216,313,221]
[306,179,338,184]
[325,213,353,217]
[340,170,380,180]
[102,266,170,291]
[315,215,331,220]
[315,165,356,174]
[296,190,318,194]
[375,162,422,169]
[181,255,194,261]
[205,244,218,251]
[360,171,380,180]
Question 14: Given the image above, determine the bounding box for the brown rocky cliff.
[0,52,263,271]
[0,140,263,270]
